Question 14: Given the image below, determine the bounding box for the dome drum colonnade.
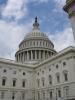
[15,17,56,64]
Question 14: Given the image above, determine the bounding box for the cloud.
[2,0,28,20]
[1,0,49,21]
[53,0,66,11]
[49,27,75,51]
[0,19,33,59]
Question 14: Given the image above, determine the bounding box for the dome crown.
[33,17,40,30]
[24,17,48,39]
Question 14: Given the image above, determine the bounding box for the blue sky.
[0,0,74,59]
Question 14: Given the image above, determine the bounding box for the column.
[35,50,37,60]
[23,52,24,62]
[45,51,47,59]
[43,50,45,60]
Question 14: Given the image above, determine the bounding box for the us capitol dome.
[15,17,57,64]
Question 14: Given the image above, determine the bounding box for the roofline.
[15,47,57,56]
[0,46,75,69]
[34,46,75,68]
[0,58,34,69]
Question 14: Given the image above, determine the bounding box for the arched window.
[63,70,68,82]
[56,73,60,83]
[22,92,25,99]
[49,75,52,85]
[38,92,40,100]
[43,92,45,99]
[37,79,40,87]
[41,77,45,87]
[58,90,61,97]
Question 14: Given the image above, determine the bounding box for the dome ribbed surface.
[15,17,56,65]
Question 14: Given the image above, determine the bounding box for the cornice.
[0,58,34,69]
[15,47,56,56]
[35,46,75,68]
[63,0,75,12]
[0,46,75,69]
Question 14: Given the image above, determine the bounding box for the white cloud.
[0,19,33,59]
[53,0,66,11]
[2,0,28,20]
[49,27,75,51]
[1,0,49,20]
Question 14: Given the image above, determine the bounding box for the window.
[40,41,41,46]
[49,68,51,71]
[38,92,40,99]
[63,86,69,97]
[63,71,68,82]
[49,75,52,85]
[50,91,52,99]
[58,90,61,97]
[37,79,40,87]
[13,71,16,74]
[1,91,5,99]
[56,73,60,83]
[22,92,25,99]
[13,79,16,87]
[57,75,60,83]
[63,62,66,66]
[43,92,45,99]
[12,92,15,99]
[23,72,26,75]
[2,78,6,86]
[3,69,6,73]
[65,87,69,96]
[22,80,26,88]
[56,64,59,69]
[42,70,44,74]
[42,77,45,87]
[37,72,39,76]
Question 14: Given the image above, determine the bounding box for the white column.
[23,52,24,62]
[35,50,37,60]
[43,51,45,60]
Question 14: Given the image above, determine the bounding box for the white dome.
[15,17,57,64]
